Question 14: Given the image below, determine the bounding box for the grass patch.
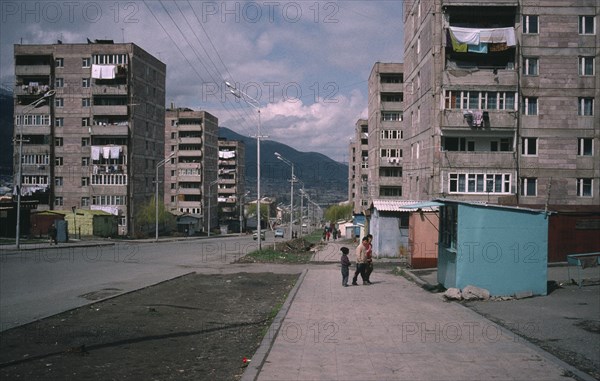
[239,248,313,264]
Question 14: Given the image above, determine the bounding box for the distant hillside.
[0,88,13,176]
[219,127,348,205]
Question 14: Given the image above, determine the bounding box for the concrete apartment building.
[348,119,369,213]
[402,0,599,207]
[164,108,218,233]
[13,41,165,235]
[368,63,405,203]
[218,138,245,231]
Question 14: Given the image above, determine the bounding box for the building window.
[379,186,402,197]
[55,197,64,206]
[381,93,403,102]
[381,112,403,121]
[444,90,516,110]
[523,15,539,34]
[442,137,476,152]
[578,138,593,156]
[82,118,90,127]
[578,98,594,116]
[55,177,63,187]
[55,117,64,127]
[171,196,175,203]
[379,168,402,177]
[82,57,91,67]
[55,98,64,108]
[380,130,402,140]
[490,138,512,152]
[449,173,511,194]
[523,58,538,76]
[81,137,90,147]
[82,98,91,107]
[576,178,593,197]
[55,137,63,147]
[521,137,538,156]
[81,197,90,206]
[81,177,90,186]
[579,16,595,35]
[82,78,91,87]
[523,97,538,115]
[82,157,90,166]
[579,57,595,76]
[520,178,537,196]
[55,58,64,67]
[55,78,64,88]
[55,157,63,166]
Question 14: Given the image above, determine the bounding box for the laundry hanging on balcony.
[449,26,516,53]
[91,64,117,79]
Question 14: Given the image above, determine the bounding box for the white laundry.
[103,147,111,159]
[91,146,101,161]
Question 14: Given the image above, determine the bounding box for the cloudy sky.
[1,1,405,162]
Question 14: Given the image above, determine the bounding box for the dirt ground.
[0,272,299,380]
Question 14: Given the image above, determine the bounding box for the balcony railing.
[441,151,515,169]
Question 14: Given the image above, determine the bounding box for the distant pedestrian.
[352,237,370,285]
[48,223,58,245]
[340,247,351,287]
[333,228,338,240]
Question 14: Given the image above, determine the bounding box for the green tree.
[135,195,175,237]
[324,203,353,223]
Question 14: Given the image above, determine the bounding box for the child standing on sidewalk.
[340,247,351,287]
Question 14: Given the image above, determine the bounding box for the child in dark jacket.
[340,247,351,287]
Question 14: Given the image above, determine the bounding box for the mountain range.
[219,127,348,205]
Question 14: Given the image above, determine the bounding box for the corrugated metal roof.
[371,199,430,212]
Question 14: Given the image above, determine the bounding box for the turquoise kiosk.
[437,200,550,296]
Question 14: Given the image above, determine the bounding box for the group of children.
[340,234,373,287]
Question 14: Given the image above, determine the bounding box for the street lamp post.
[155,152,175,242]
[274,152,294,238]
[225,81,264,250]
[239,190,250,236]
[15,90,55,249]
[207,179,219,237]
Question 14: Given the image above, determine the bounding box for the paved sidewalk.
[252,243,591,381]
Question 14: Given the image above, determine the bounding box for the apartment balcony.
[442,69,517,87]
[218,159,236,166]
[92,105,128,115]
[380,83,403,93]
[219,178,236,185]
[92,84,128,95]
[218,187,237,195]
[178,150,203,158]
[15,104,50,114]
[15,65,51,76]
[179,137,202,144]
[90,124,129,136]
[442,109,517,130]
[19,124,51,135]
[441,151,515,169]
[379,158,402,166]
[176,200,203,210]
[381,101,403,110]
[178,123,203,131]
[178,188,202,195]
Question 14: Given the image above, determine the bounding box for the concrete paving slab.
[255,266,578,380]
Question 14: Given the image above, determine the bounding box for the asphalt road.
[0,235,280,331]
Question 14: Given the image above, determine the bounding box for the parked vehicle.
[253,230,265,240]
[274,228,285,238]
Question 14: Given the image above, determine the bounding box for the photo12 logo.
[1,2,139,24]
[200,2,339,24]
[202,81,339,104]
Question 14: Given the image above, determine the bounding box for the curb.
[241,269,308,381]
